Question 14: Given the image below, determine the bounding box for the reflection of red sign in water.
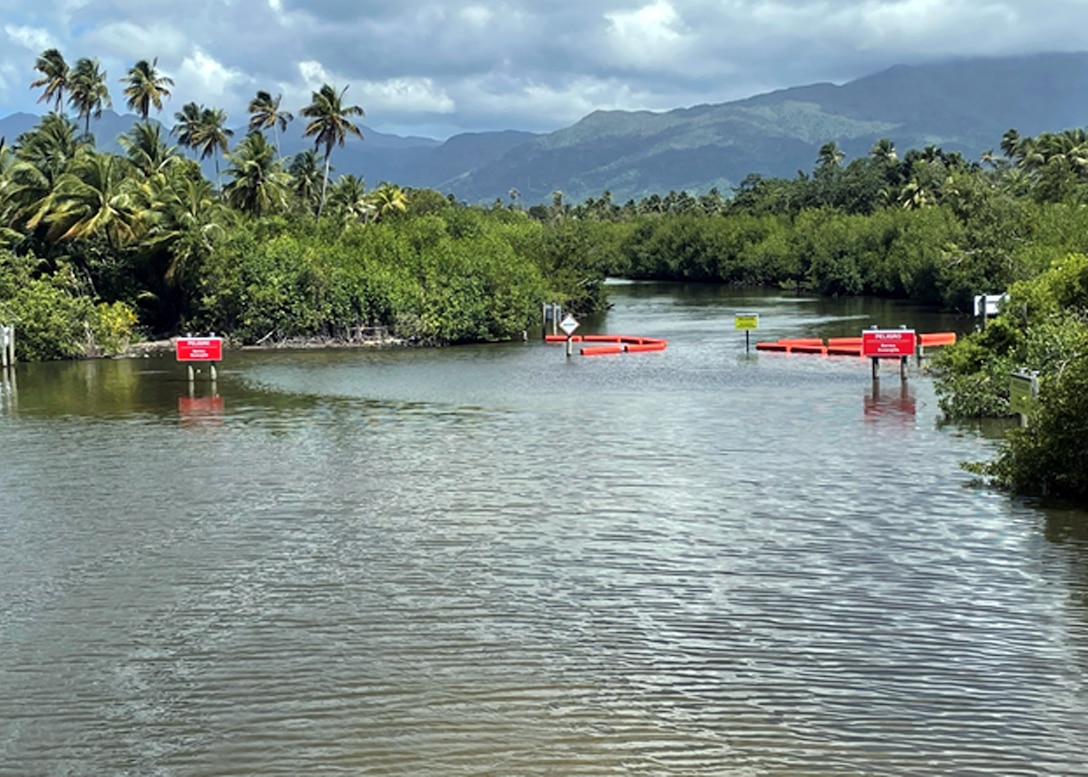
[178,394,225,427]
[176,337,223,361]
[864,387,916,423]
[861,329,916,358]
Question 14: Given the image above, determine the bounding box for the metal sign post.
[559,314,579,357]
[734,313,759,353]
[862,327,917,381]
[176,336,224,383]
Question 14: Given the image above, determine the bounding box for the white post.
[0,325,12,369]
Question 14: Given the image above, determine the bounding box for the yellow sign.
[1009,371,1037,417]
[734,314,760,331]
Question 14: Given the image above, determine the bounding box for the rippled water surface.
[3,285,1088,776]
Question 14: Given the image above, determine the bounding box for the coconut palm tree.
[187,107,234,192]
[223,131,290,217]
[1000,129,1023,161]
[367,183,408,221]
[300,83,364,218]
[30,49,70,114]
[247,90,293,154]
[30,150,141,249]
[120,121,179,179]
[287,149,323,214]
[137,167,227,283]
[172,102,205,158]
[817,141,844,170]
[326,173,371,222]
[869,138,897,164]
[121,58,174,121]
[68,58,112,139]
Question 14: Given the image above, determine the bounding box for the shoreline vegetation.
[3,49,1088,502]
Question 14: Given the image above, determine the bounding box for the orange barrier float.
[757,333,956,357]
[581,344,625,355]
[625,342,667,353]
[920,332,957,347]
[544,332,667,356]
[826,337,863,356]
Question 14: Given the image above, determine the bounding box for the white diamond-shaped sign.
[559,314,579,335]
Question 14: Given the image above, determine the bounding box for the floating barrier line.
[755,332,956,356]
[545,333,668,356]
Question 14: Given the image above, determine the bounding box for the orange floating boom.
[920,332,957,347]
[581,345,625,356]
[626,342,667,353]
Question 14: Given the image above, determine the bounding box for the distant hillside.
[0,110,536,191]
[444,51,1088,204]
[6,52,1088,204]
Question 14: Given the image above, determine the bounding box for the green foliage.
[966,336,1088,500]
[935,252,1088,502]
[187,212,562,345]
[0,250,136,360]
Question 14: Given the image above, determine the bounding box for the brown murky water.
[2,284,1087,775]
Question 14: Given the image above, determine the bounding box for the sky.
[1,0,1085,140]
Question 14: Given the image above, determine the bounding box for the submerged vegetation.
[3,50,1088,501]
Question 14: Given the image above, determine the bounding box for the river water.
[2,283,1088,776]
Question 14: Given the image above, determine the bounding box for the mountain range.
[4,51,1088,205]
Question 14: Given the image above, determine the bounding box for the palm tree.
[300,83,364,218]
[29,150,141,250]
[817,141,844,170]
[194,107,234,192]
[287,149,323,214]
[326,174,371,222]
[367,183,408,222]
[120,121,179,178]
[172,102,205,158]
[30,49,70,114]
[15,113,84,179]
[869,138,897,164]
[121,58,174,121]
[247,91,293,154]
[1000,129,1023,161]
[137,167,227,283]
[223,132,290,217]
[68,58,112,138]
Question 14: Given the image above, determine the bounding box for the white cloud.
[177,47,250,103]
[363,77,455,114]
[298,60,333,91]
[603,0,688,66]
[459,5,493,28]
[3,24,57,52]
[83,21,190,62]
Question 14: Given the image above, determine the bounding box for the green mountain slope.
[444,52,1088,204]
